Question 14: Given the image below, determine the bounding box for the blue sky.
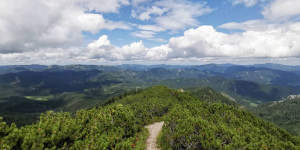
[0,0,300,65]
[88,0,265,48]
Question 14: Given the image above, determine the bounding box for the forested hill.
[1,86,299,149]
[250,97,300,136]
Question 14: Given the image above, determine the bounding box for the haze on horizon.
[0,0,300,65]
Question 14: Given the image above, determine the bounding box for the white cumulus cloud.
[169,24,300,58]
[131,0,213,42]
[1,23,300,65]
[85,35,171,61]
[262,0,300,21]
[1,0,300,64]
[86,23,300,61]
[132,0,213,32]
[0,0,131,53]
[87,35,146,61]
[135,6,167,21]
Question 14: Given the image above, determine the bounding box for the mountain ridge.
[1,85,299,149]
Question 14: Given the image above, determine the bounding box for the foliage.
[0,105,139,149]
[250,98,300,136]
[0,86,299,150]
[187,87,238,107]
[1,65,300,129]
[160,102,300,149]
[0,86,177,149]
[160,77,299,103]
[133,127,149,150]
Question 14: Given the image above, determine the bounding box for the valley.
[0,64,300,149]
[1,85,299,149]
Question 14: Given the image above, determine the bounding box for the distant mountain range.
[1,86,299,149]
[1,63,300,101]
[1,63,300,130]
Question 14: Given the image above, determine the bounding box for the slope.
[1,86,299,149]
[250,97,300,136]
[155,77,298,104]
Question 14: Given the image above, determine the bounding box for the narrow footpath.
[145,121,164,150]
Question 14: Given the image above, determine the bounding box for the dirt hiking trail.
[145,121,164,150]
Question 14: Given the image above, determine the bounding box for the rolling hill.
[250,97,300,136]
[1,86,299,149]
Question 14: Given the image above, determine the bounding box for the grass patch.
[157,126,172,150]
[134,127,149,150]
[157,129,163,149]
[25,95,53,101]
[250,103,259,107]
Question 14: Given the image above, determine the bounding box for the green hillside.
[186,86,238,107]
[1,67,299,107]
[1,86,299,149]
[250,97,300,136]
[154,77,298,105]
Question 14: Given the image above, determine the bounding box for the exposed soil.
[145,121,164,150]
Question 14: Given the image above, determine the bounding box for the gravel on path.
[145,121,164,150]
